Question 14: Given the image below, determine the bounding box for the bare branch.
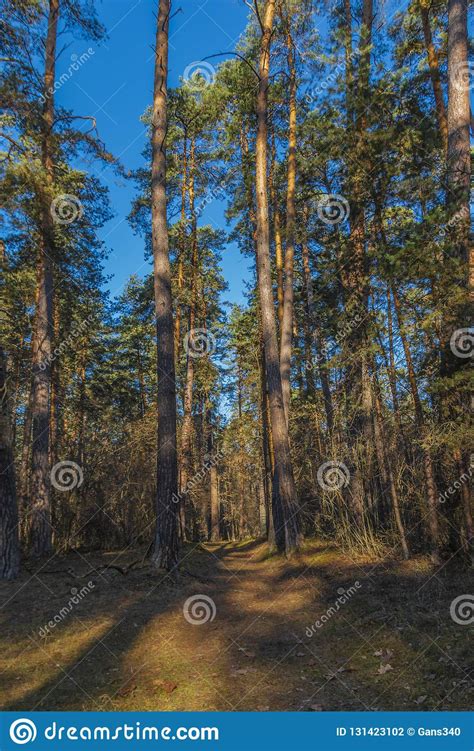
[243,0,264,34]
[52,114,98,134]
[203,51,260,81]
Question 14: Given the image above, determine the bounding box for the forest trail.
[0,540,472,712]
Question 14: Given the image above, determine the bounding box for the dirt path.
[0,540,472,711]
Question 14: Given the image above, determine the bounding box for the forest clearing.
[0,0,472,719]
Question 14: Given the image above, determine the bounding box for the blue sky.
[56,0,251,304]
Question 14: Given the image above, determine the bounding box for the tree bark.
[205,401,220,542]
[343,0,374,526]
[442,0,472,561]
[372,362,410,559]
[19,377,34,538]
[29,0,59,557]
[446,0,471,298]
[151,0,179,571]
[179,137,198,537]
[279,14,297,423]
[254,0,300,555]
[240,122,276,545]
[447,0,470,259]
[385,287,407,449]
[174,133,187,353]
[259,336,275,544]
[209,459,219,541]
[301,222,334,434]
[0,344,20,579]
[419,0,448,151]
[269,130,284,330]
[0,242,20,579]
[392,287,440,561]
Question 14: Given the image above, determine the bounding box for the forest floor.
[0,539,472,711]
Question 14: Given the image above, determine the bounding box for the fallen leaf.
[377,663,393,675]
[374,648,393,662]
[117,678,137,697]
[415,695,427,704]
[160,681,177,694]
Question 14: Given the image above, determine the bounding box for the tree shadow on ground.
[0,540,472,711]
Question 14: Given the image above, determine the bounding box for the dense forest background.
[0,0,472,582]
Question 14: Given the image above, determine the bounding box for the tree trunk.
[301,223,334,433]
[269,130,284,330]
[254,0,300,555]
[419,0,448,151]
[0,345,20,579]
[372,362,410,558]
[447,0,470,262]
[344,0,354,127]
[444,0,471,355]
[174,133,187,353]
[209,460,219,542]
[240,122,276,545]
[0,240,20,579]
[150,0,179,571]
[279,15,297,423]
[50,303,61,467]
[29,0,59,557]
[205,402,220,542]
[179,138,198,535]
[392,287,440,561]
[258,473,267,537]
[385,287,408,452]
[19,377,34,539]
[346,0,372,444]
[446,0,471,292]
[343,0,374,527]
[259,338,274,544]
[442,0,471,561]
[453,448,473,563]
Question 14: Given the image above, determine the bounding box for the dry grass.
[0,539,472,711]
